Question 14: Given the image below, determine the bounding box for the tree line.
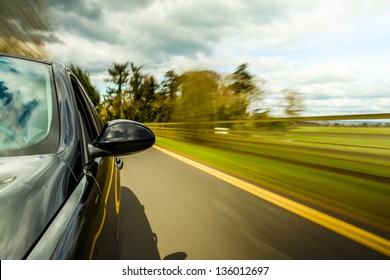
[71,62,304,125]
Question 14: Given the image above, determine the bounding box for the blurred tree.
[151,91,174,122]
[129,63,144,104]
[230,64,264,98]
[154,70,180,122]
[126,63,144,120]
[214,83,249,121]
[0,0,53,58]
[173,70,220,123]
[102,62,164,122]
[171,67,265,124]
[104,62,130,119]
[69,64,101,109]
[99,62,269,124]
[283,89,305,117]
[229,64,256,95]
[160,70,180,99]
[114,62,161,122]
[225,63,265,118]
[135,75,158,122]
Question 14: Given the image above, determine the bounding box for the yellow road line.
[154,145,390,257]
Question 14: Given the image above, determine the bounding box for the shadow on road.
[118,186,188,260]
[163,252,188,260]
[117,186,161,260]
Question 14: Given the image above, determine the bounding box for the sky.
[43,0,390,117]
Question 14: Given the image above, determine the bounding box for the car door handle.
[115,158,123,170]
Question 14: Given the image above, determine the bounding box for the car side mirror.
[88,119,155,158]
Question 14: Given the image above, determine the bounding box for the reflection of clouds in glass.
[0,82,13,106]
[0,57,51,149]
[19,99,39,128]
[105,125,128,141]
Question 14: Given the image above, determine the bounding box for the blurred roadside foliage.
[0,0,53,59]
[174,64,265,123]
[283,89,305,117]
[174,70,220,123]
[98,62,274,129]
[66,60,307,130]
[100,62,165,124]
[69,64,101,109]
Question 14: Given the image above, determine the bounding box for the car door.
[68,75,120,259]
[26,69,118,259]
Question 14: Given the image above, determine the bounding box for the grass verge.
[155,135,390,237]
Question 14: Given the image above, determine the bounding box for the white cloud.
[44,0,390,116]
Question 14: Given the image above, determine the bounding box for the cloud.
[275,61,360,85]
[97,0,155,12]
[48,0,103,21]
[46,33,131,69]
[42,0,390,116]
[47,0,120,44]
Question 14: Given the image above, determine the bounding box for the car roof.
[0,52,53,65]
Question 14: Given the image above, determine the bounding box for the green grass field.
[153,126,390,237]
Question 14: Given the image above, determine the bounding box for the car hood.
[0,154,67,259]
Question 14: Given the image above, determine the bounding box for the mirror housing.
[88,119,155,158]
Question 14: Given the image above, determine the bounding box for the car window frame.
[68,73,103,165]
[69,75,102,136]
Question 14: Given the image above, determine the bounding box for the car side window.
[69,75,100,144]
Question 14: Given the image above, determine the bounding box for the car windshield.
[0,56,58,156]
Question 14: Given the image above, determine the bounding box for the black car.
[0,54,155,259]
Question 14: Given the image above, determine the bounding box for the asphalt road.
[119,147,387,260]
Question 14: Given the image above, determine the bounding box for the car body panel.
[0,154,67,259]
[27,157,118,259]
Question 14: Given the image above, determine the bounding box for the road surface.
[119,147,387,260]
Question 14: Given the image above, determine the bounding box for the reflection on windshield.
[0,56,53,151]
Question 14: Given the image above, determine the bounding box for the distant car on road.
[0,54,155,259]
